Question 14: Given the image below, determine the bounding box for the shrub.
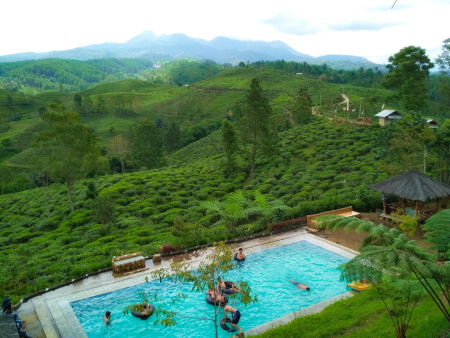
[161,244,174,254]
[269,216,307,231]
[92,196,116,225]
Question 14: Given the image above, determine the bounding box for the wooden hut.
[374,110,403,126]
[370,169,450,222]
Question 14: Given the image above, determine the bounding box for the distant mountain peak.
[0,32,376,67]
[126,30,158,43]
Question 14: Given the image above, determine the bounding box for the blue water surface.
[71,240,349,338]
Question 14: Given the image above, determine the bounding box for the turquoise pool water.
[71,240,349,338]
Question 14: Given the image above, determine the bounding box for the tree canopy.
[384,46,434,111]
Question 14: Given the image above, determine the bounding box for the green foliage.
[290,89,312,126]
[239,78,277,173]
[384,46,434,111]
[131,118,165,169]
[250,288,447,338]
[33,105,107,212]
[92,196,116,225]
[220,120,239,170]
[171,215,189,238]
[164,122,181,152]
[143,59,223,85]
[423,209,450,253]
[436,38,450,76]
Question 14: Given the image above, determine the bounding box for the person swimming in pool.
[289,277,310,291]
[217,277,242,294]
[221,303,243,335]
[206,286,226,303]
[236,248,245,261]
[103,311,112,324]
[141,304,152,315]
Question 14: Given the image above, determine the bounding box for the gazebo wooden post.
[415,200,419,220]
[383,200,386,213]
[436,198,440,213]
[402,198,405,216]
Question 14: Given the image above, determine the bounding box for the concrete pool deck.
[25,229,358,338]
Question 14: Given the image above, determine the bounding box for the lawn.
[251,289,448,338]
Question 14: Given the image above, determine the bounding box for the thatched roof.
[370,169,450,202]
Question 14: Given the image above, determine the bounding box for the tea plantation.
[0,116,385,301]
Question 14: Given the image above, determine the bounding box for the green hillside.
[0,58,224,95]
[0,117,385,300]
[1,67,393,172]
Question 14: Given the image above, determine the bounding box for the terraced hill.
[1,67,393,175]
[0,116,387,301]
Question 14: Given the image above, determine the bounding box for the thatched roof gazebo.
[370,169,450,221]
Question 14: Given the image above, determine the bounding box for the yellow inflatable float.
[347,281,372,291]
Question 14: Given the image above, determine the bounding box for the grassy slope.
[2,67,388,168]
[251,289,448,338]
[0,117,387,300]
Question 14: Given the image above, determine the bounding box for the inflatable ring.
[234,253,245,262]
[220,317,237,332]
[131,303,155,320]
[205,294,228,306]
[219,281,236,295]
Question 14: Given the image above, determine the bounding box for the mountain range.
[0,31,380,67]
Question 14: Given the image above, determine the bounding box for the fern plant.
[316,213,450,326]
[423,209,450,254]
[203,190,249,233]
[244,190,291,228]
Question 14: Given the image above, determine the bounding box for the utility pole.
[359,97,362,118]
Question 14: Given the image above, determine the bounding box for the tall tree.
[73,94,82,111]
[110,135,132,174]
[33,104,107,212]
[383,46,434,111]
[220,120,239,169]
[382,113,436,175]
[239,78,277,173]
[82,96,94,117]
[132,119,165,169]
[290,89,312,126]
[436,38,450,76]
[163,122,181,152]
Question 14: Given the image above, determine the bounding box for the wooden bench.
[307,206,361,229]
[112,252,145,273]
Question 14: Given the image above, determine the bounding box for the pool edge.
[32,230,359,338]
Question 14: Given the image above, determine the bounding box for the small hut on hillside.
[370,169,450,222]
[426,118,439,129]
[374,110,403,126]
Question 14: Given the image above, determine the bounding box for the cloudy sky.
[0,0,447,63]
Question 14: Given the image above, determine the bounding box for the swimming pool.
[71,240,349,338]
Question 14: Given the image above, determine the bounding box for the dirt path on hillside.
[340,93,349,107]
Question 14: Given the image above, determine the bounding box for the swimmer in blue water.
[221,304,243,335]
[103,311,112,324]
[289,277,310,291]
